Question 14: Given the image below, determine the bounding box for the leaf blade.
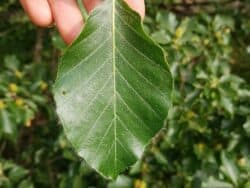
[54,0,173,179]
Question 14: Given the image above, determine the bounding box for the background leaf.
[202,177,233,188]
[220,152,239,186]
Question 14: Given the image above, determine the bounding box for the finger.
[83,0,145,18]
[124,0,145,18]
[83,0,102,13]
[48,0,84,44]
[20,0,53,27]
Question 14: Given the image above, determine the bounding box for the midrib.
[112,0,117,172]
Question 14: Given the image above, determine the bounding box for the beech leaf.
[53,0,173,179]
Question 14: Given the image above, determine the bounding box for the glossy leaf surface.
[53,0,172,179]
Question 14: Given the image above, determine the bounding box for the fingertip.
[83,0,102,12]
[124,0,145,18]
[83,0,145,18]
[33,9,53,27]
[62,21,83,44]
[20,0,53,27]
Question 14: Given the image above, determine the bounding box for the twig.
[166,0,232,7]
[154,0,250,15]
[47,160,56,188]
[33,28,44,63]
[0,141,6,155]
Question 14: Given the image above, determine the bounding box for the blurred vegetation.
[0,0,249,187]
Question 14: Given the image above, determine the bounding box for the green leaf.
[220,152,239,185]
[156,12,178,33]
[108,175,132,188]
[213,15,235,31]
[18,179,34,188]
[202,177,233,188]
[4,55,20,70]
[73,175,85,188]
[220,97,234,116]
[245,181,250,188]
[0,110,17,138]
[8,166,29,183]
[243,117,250,136]
[53,0,172,179]
[151,30,171,44]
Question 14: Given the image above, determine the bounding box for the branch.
[167,0,233,7]
[154,0,250,16]
[33,28,44,63]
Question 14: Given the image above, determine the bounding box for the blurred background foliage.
[0,0,250,187]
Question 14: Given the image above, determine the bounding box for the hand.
[20,0,145,44]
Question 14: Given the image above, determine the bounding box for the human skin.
[20,0,145,44]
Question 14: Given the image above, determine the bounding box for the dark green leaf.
[53,0,172,179]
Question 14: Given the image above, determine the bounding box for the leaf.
[53,0,172,179]
[243,116,250,136]
[151,30,171,44]
[202,177,233,188]
[213,15,235,31]
[156,12,178,33]
[245,182,250,188]
[8,166,29,183]
[108,175,132,188]
[18,179,34,188]
[73,176,85,188]
[0,110,17,139]
[220,152,239,185]
[220,97,234,116]
[4,55,20,70]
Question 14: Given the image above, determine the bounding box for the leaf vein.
[117,116,141,144]
[116,48,168,103]
[116,68,161,119]
[82,97,113,143]
[60,58,112,105]
[94,118,115,155]
[116,92,153,134]
[57,36,111,82]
